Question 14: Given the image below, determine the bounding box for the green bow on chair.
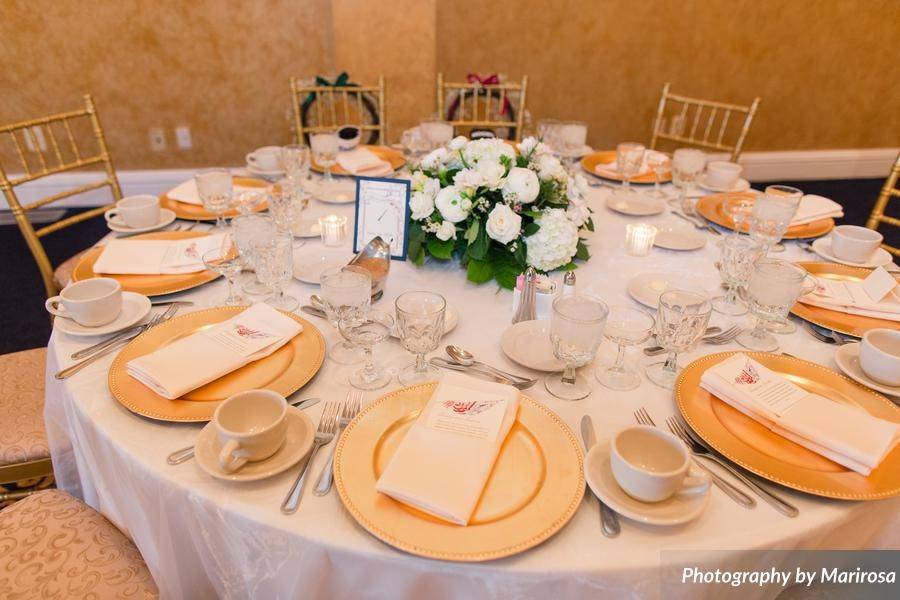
[302,72,359,110]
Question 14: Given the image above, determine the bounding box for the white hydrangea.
[434,185,470,223]
[516,136,538,156]
[535,153,566,182]
[435,220,457,241]
[453,168,483,191]
[462,138,515,166]
[485,203,522,244]
[525,208,580,271]
[420,147,449,171]
[566,173,589,202]
[477,160,506,189]
[566,196,591,227]
[409,190,435,221]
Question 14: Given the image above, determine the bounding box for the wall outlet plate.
[175,125,192,149]
[149,127,166,151]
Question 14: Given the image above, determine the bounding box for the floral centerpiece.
[407,136,593,288]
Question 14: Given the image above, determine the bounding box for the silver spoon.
[445,345,531,383]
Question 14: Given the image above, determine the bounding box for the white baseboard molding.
[1,148,897,211]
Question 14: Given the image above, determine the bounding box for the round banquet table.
[44,180,900,600]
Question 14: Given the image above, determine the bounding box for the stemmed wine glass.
[339,309,394,390]
[558,121,588,169]
[615,142,645,196]
[195,168,233,230]
[594,306,654,391]
[670,148,705,207]
[232,190,265,216]
[420,120,454,150]
[724,195,756,233]
[253,232,298,312]
[646,152,670,199]
[395,291,446,385]
[645,290,712,389]
[310,131,340,184]
[749,185,803,254]
[545,294,609,401]
[269,183,306,247]
[736,259,815,352]
[281,144,310,182]
[202,241,244,307]
[712,235,765,316]
[320,266,372,364]
[232,214,275,295]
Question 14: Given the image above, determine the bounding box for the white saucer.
[292,217,322,238]
[390,306,459,339]
[810,237,894,268]
[654,227,707,251]
[194,408,315,482]
[584,442,709,526]
[305,179,356,204]
[626,273,677,308]
[500,319,565,372]
[54,292,152,337]
[245,164,286,180]
[292,249,354,284]
[107,209,177,234]
[697,174,751,193]
[605,193,667,216]
[834,343,900,398]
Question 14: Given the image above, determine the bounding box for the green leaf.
[495,269,518,290]
[575,240,590,261]
[469,220,490,260]
[559,261,578,271]
[426,237,455,260]
[411,245,426,265]
[523,210,542,219]
[513,241,527,267]
[465,219,480,245]
[466,259,493,283]
[584,217,595,232]
[523,222,540,236]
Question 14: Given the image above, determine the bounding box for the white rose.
[485,204,522,244]
[453,168,483,191]
[448,136,468,151]
[477,160,506,189]
[536,154,565,181]
[420,147,449,170]
[435,220,457,241]
[409,190,435,221]
[525,208,580,271]
[423,176,440,198]
[566,196,591,227]
[516,136,538,156]
[566,174,589,202]
[502,167,540,204]
[434,185,469,223]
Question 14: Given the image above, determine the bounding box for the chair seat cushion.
[0,348,49,466]
[0,489,158,598]
[53,249,87,289]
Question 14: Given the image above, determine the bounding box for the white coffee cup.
[705,161,743,189]
[45,278,122,327]
[830,225,883,263]
[246,146,282,171]
[860,329,900,386]
[215,389,288,473]
[610,425,710,503]
[104,195,160,229]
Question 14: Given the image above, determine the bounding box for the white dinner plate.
[54,292,152,337]
[810,237,894,269]
[292,249,354,284]
[605,194,667,216]
[390,306,459,339]
[696,174,751,194]
[584,442,709,526]
[194,408,315,482]
[834,343,900,398]
[653,227,707,251]
[305,179,356,204]
[500,319,565,372]
[626,273,678,309]
[107,209,177,234]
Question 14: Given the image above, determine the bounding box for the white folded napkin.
[126,303,302,399]
[375,373,521,525]
[92,233,229,275]
[798,267,900,322]
[701,353,900,475]
[791,194,844,226]
[166,179,264,206]
[595,150,667,178]
[337,147,393,176]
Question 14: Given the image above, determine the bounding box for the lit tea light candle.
[625,223,657,256]
[318,214,347,247]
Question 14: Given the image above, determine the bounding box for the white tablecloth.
[43,180,900,600]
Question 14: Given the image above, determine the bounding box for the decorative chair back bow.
[437,73,528,142]
[290,73,386,145]
[465,74,510,115]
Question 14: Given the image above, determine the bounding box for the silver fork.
[281,401,340,514]
[71,303,182,360]
[634,408,755,509]
[313,390,362,496]
[644,326,741,356]
[667,416,798,517]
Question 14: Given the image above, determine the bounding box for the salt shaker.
[562,271,576,297]
[512,267,538,324]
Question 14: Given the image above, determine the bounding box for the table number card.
[353,176,411,260]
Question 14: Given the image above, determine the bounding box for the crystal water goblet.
[253,232,298,312]
[647,152,670,199]
[645,290,712,389]
[310,131,340,183]
[545,294,609,401]
[233,214,275,295]
[749,185,803,254]
[712,235,765,316]
[420,120,454,150]
[232,189,265,216]
[339,309,394,390]
[559,121,588,169]
[395,291,446,386]
[615,142,646,195]
[724,195,756,233]
[736,259,814,352]
[269,183,306,247]
[320,265,372,364]
[281,144,310,182]
[195,168,233,230]
[671,148,705,190]
[594,306,655,391]
[202,243,244,307]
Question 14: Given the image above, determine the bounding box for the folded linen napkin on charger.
[375,373,521,525]
[790,194,844,226]
[337,147,393,176]
[701,353,900,475]
[594,150,668,179]
[127,303,302,399]
[166,179,265,206]
[797,267,900,322]
[92,233,229,275]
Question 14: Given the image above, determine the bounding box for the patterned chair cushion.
[0,489,158,598]
[0,348,50,466]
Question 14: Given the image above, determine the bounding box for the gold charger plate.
[108,307,325,422]
[334,383,584,561]
[696,192,835,239]
[160,176,269,221]
[311,145,405,175]
[72,231,220,297]
[580,150,670,184]
[676,351,900,500]
[791,262,897,338]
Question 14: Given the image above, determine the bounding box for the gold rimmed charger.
[792,262,897,338]
[334,383,584,561]
[72,231,221,297]
[696,192,834,239]
[108,307,325,422]
[580,150,670,184]
[676,351,900,500]
[311,145,405,176]
[160,176,269,221]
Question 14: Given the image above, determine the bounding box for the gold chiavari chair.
[0,94,123,299]
[290,75,387,145]
[437,73,528,142]
[866,152,900,257]
[649,82,761,162]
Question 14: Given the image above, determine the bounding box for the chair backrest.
[649,82,761,162]
[437,73,528,142]
[0,94,122,298]
[866,152,900,257]
[290,75,386,145]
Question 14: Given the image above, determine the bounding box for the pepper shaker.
[562,271,576,297]
[512,267,538,324]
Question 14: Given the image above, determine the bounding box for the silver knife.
[580,415,620,538]
[166,397,321,465]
